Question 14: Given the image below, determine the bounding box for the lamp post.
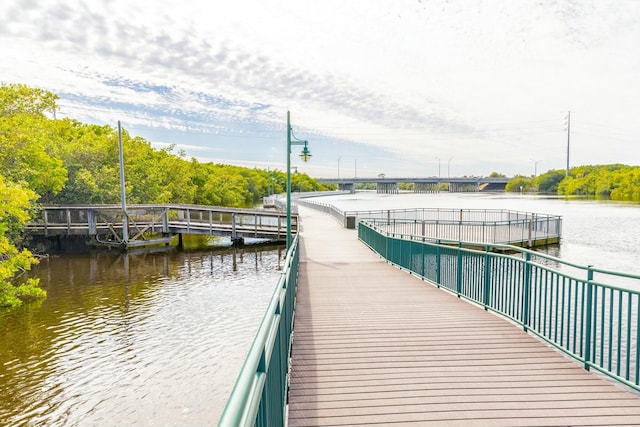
[286,111,311,249]
[447,157,453,178]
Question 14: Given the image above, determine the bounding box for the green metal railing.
[296,201,562,245]
[218,235,299,427]
[359,220,640,392]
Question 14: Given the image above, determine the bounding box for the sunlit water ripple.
[0,246,284,426]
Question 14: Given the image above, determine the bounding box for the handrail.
[358,220,640,392]
[218,235,299,427]
[298,201,561,246]
[26,204,297,245]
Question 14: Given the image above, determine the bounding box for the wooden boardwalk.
[288,207,640,426]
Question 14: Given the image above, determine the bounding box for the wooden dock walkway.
[288,207,640,426]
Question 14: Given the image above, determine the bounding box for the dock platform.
[288,207,640,426]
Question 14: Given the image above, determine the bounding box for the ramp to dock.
[289,207,640,426]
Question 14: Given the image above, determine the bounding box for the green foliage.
[0,82,337,307]
[489,171,506,178]
[0,83,58,117]
[505,175,534,192]
[0,109,68,197]
[355,183,376,190]
[0,176,44,308]
[557,164,640,201]
[506,165,640,201]
[534,169,565,193]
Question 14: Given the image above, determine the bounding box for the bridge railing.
[358,220,640,392]
[367,215,560,247]
[218,235,299,427]
[295,199,357,228]
[295,202,561,245]
[26,204,296,243]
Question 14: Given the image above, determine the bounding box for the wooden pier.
[25,204,295,249]
[288,206,640,426]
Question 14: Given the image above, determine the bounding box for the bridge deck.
[289,207,640,426]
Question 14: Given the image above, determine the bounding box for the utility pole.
[118,121,129,244]
[565,110,571,176]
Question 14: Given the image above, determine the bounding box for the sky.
[1,0,639,178]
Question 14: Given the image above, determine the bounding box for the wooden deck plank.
[288,207,640,426]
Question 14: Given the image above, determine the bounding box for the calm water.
[312,192,640,276]
[2,192,639,427]
[0,245,284,426]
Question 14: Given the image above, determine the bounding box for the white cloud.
[1,0,639,177]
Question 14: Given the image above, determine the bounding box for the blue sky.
[1,0,639,178]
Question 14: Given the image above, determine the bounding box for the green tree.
[489,171,506,178]
[0,176,45,308]
[505,175,534,192]
[535,170,565,193]
[0,87,68,197]
[0,83,58,117]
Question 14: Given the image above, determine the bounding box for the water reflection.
[0,245,284,426]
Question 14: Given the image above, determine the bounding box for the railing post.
[584,266,594,371]
[522,252,532,332]
[436,239,441,288]
[483,245,491,310]
[456,241,463,297]
[162,210,169,233]
[43,210,49,237]
[231,212,237,242]
[87,209,96,236]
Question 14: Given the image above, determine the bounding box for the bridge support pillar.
[338,183,355,193]
[376,182,398,194]
[414,182,439,193]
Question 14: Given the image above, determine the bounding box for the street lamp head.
[299,142,312,162]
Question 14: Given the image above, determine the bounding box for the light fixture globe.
[299,143,312,162]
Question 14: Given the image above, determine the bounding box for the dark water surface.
[1,246,284,426]
[2,192,639,426]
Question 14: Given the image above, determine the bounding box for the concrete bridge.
[317,176,510,194]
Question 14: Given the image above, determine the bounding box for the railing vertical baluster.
[553,274,559,343]
[562,276,568,348]
[523,252,532,332]
[599,287,605,367]
[626,293,632,380]
[608,288,614,371]
[584,267,594,370]
[421,236,425,278]
[456,242,462,297]
[636,293,640,385]
[617,290,623,377]
[436,240,441,288]
[483,246,491,310]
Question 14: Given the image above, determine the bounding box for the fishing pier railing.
[359,218,640,392]
[296,201,562,248]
